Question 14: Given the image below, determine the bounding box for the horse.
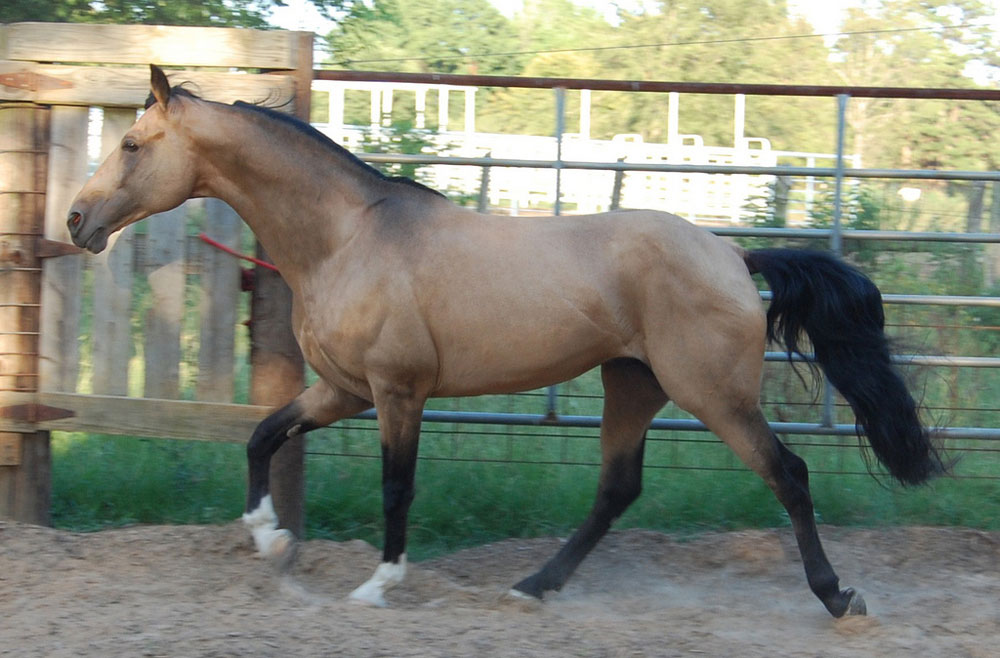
[67,65,943,616]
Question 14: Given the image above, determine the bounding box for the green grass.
[51,401,1000,561]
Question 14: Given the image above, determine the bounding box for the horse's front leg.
[243,381,371,565]
[349,388,425,607]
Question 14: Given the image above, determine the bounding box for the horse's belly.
[431,318,629,397]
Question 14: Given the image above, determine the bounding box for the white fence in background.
[316,123,858,224]
[311,79,858,224]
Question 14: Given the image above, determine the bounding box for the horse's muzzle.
[66,208,109,253]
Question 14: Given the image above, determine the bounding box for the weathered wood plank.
[0,430,50,524]
[197,200,243,403]
[0,23,304,70]
[91,108,138,396]
[0,61,298,108]
[0,434,21,467]
[143,206,187,400]
[39,106,87,393]
[0,391,269,443]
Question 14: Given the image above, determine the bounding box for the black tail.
[744,248,944,486]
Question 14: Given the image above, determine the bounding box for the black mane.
[236,101,446,198]
[147,85,445,199]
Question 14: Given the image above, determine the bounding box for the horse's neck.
[194,107,373,282]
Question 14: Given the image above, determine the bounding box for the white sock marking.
[348,555,407,607]
[242,494,292,557]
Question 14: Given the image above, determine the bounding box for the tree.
[830,0,999,169]
[586,0,834,145]
[326,0,522,75]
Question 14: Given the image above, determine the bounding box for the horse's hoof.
[267,530,298,573]
[347,559,407,608]
[843,588,867,616]
[510,575,545,601]
[500,588,544,612]
[348,585,388,608]
[831,587,867,617]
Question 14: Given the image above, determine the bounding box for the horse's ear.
[150,64,171,108]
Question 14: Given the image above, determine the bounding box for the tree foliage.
[326,0,521,75]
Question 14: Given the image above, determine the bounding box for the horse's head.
[68,64,200,253]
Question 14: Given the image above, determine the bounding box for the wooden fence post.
[0,102,51,524]
[91,108,137,397]
[39,105,87,394]
[250,31,313,538]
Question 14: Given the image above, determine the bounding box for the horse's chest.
[296,298,434,393]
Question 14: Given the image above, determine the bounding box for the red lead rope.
[198,232,280,272]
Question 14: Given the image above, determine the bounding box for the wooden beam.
[0,62,298,108]
[0,391,271,443]
[0,23,303,70]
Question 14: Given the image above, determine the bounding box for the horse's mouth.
[77,226,109,254]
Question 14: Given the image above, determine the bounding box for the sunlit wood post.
[0,102,51,524]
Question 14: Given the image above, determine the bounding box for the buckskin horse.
[67,65,942,615]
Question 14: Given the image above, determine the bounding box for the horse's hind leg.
[243,381,371,565]
[701,405,866,617]
[512,358,668,599]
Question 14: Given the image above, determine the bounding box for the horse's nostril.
[68,211,83,231]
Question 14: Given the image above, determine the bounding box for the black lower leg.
[772,440,861,617]
[381,440,418,564]
[246,401,317,513]
[514,444,644,598]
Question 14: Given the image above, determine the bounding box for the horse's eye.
[122,139,139,153]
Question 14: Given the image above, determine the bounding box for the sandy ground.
[0,521,997,657]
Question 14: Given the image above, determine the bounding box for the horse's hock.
[0,22,314,527]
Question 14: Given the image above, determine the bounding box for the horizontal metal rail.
[349,408,1000,441]
[758,290,1000,308]
[357,152,1000,183]
[763,351,1000,368]
[315,69,1000,101]
[714,227,1000,243]
[881,294,1000,307]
